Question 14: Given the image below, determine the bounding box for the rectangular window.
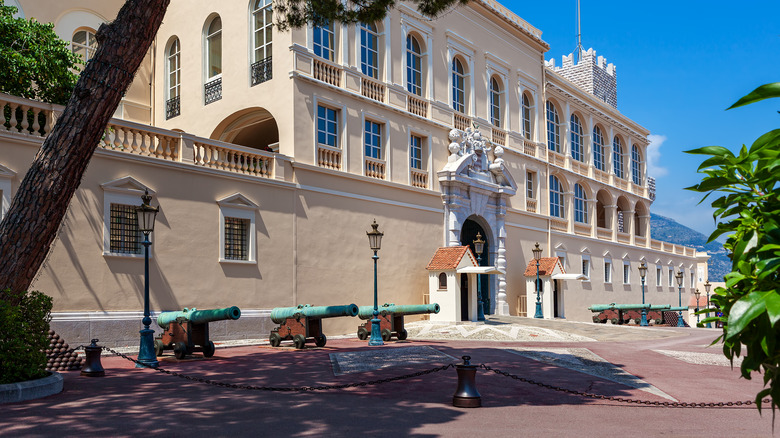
[109,203,141,254]
[581,257,590,280]
[317,105,338,148]
[410,134,423,170]
[690,271,694,288]
[526,171,534,198]
[668,268,674,287]
[623,263,630,284]
[656,267,662,286]
[364,120,382,159]
[224,217,249,261]
[313,24,334,61]
[604,260,612,283]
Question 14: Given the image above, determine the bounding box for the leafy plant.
[686,82,780,413]
[0,289,53,384]
[0,1,81,104]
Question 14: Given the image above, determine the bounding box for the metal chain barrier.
[46,345,84,359]
[479,363,766,409]
[102,346,455,391]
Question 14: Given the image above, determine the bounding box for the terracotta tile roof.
[688,295,709,307]
[524,257,564,276]
[426,246,473,270]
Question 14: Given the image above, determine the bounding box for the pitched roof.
[524,257,565,277]
[426,246,476,270]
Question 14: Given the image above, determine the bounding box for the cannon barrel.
[588,303,652,312]
[270,304,359,324]
[157,306,241,329]
[357,303,440,320]
[648,305,672,310]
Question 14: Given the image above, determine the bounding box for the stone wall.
[546,48,617,108]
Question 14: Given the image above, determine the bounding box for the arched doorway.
[461,218,490,316]
[210,107,280,152]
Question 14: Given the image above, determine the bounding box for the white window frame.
[521,91,534,140]
[574,183,587,224]
[409,132,424,170]
[205,16,223,82]
[364,119,383,160]
[218,194,258,264]
[593,125,605,171]
[581,254,591,281]
[604,258,612,283]
[546,100,561,152]
[451,56,467,113]
[166,38,180,102]
[251,0,273,64]
[101,178,154,259]
[405,33,424,96]
[489,75,504,128]
[631,144,642,185]
[613,136,624,179]
[312,22,335,61]
[0,164,13,221]
[549,175,564,218]
[526,171,535,199]
[71,28,98,65]
[656,265,662,287]
[623,260,631,285]
[668,267,674,287]
[570,114,584,162]
[359,22,380,79]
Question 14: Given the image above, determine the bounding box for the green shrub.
[0,290,53,384]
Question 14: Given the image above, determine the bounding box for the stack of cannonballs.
[45,330,83,372]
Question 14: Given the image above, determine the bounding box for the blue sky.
[499,0,780,238]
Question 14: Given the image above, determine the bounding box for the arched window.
[574,183,587,223]
[206,16,222,80]
[612,136,624,179]
[360,22,379,78]
[549,175,564,218]
[251,0,273,85]
[166,38,181,119]
[593,126,605,171]
[438,272,447,289]
[522,92,533,140]
[546,101,560,152]
[570,114,583,162]
[452,57,466,113]
[631,145,642,185]
[489,76,503,127]
[313,22,335,61]
[72,29,98,64]
[406,35,423,96]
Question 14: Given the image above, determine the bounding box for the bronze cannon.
[269,304,359,349]
[356,303,440,341]
[155,306,241,359]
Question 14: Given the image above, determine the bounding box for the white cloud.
[646,134,668,178]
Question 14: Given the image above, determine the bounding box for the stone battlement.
[545,48,617,108]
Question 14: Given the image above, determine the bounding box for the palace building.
[2,0,707,345]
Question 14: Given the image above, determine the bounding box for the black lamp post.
[533,242,543,319]
[675,270,685,327]
[367,220,384,346]
[638,261,648,327]
[473,232,485,322]
[704,280,712,328]
[135,190,159,368]
[694,288,701,325]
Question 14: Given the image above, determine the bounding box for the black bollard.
[80,339,106,377]
[452,355,481,408]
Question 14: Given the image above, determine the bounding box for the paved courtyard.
[0,317,773,437]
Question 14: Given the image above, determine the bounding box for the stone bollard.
[80,339,106,377]
[452,355,481,408]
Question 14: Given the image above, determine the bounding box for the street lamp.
[135,189,159,368]
[638,261,648,327]
[473,232,486,322]
[532,242,543,319]
[704,280,712,328]
[675,270,685,327]
[366,220,384,346]
[694,288,701,325]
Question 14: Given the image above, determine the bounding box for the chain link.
[103,346,455,391]
[479,364,765,409]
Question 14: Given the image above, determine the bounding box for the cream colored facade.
[2,0,706,346]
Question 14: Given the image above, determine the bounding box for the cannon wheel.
[381,329,392,342]
[314,334,327,348]
[397,329,408,341]
[154,339,164,357]
[269,332,282,347]
[293,334,306,349]
[592,316,600,324]
[357,327,369,340]
[173,342,188,360]
[203,341,216,358]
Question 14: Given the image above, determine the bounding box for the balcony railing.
[193,139,273,178]
[165,96,180,119]
[99,120,179,161]
[317,144,342,170]
[526,198,537,213]
[491,127,506,146]
[204,77,222,105]
[572,160,588,177]
[454,113,471,131]
[574,223,591,236]
[251,56,273,86]
[313,58,341,87]
[548,151,565,167]
[365,157,386,179]
[410,168,428,188]
[522,139,536,157]
[407,95,428,118]
[615,178,628,191]
[361,77,385,103]
[550,218,568,232]
[594,169,610,184]
[1,95,55,137]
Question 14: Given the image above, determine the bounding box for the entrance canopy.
[457,266,505,275]
[552,273,588,281]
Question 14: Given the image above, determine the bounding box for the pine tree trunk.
[0,0,170,300]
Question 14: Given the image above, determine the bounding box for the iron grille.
[109,204,141,254]
[204,78,222,105]
[251,57,272,86]
[166,96,180,119]
[224,217,249,260]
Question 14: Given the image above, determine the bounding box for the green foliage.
[686,82,780,413]
[273,0,469,30]
[0,1,81,104]
[0,289,53,384]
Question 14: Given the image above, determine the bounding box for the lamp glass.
[474,232,485,255]
[532,242,542,261]
[675,270,683,286]
[367,219,383,251]
[135,191,158,233]
[638,261,647,279]
[704,280,711,293]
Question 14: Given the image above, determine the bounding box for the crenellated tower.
[545,48,617,108]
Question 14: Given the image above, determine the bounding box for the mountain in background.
[650,213,730,282]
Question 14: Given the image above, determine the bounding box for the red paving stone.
[0,330,774,437]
